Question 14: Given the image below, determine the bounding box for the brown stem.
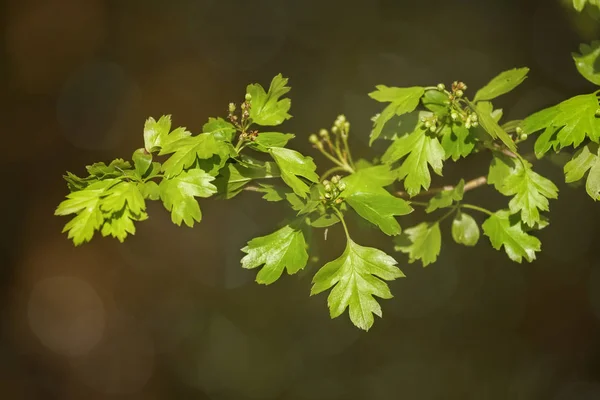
[395,175,488,199]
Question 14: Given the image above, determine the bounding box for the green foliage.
[573,0,600,12]
[573,41,600,86]
[55,46,600,331]
[241,225,308,285]
[311,237,404,331]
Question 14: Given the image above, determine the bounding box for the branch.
[395,175,487,199]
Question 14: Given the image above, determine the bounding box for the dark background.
[3,0,600,398]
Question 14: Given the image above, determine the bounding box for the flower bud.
[424,121,432,128]
[322,180,330,187]
[429,125,437,132]
[520,133,528,141]
[309,134,319,144]
[324,183,332,192]
[343,121,350,131]
[437,83,445,91]
[324,192,331,199]
[337,182,346,191]
[465,121,472,129]
[245,93,252,101]
[470,113,478,122]
[228,103,236,113]
[332,126,339,134]
[451,112,458,120]
[337,115,346,123]
[516,126,523,134]
[331,175,340,184]
[471,121,479,128]
[319,129,329,138]
[455,89,464,98]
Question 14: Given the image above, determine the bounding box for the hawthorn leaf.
[252,132,295,151]
[311,238,404,331]
[472,101,517,152]
[101,208,147,243]
[214,161,279,199]
[452,211,480,246]
[440,122,476,161]
[425,179,465,213]
[573,0,600,11]
[487,154,517,193]
[473,68,529,102]
[132,148,152,178]
[101,181,146,215]
[482,210,541,263]
[160,133,233,178]
[422,89,449,116]
[159,169,217,227]
[247,74,292,126]
[564,143,600,200]
[87,159,131,179]
[369,86,424,144]
[269,147,319,198]
[202,117,237,142]
[395,222,442,266]
[138,181,160,201]
[573,41,600,86]
[241,225,308,285]
[384,124,445,197]
[144,115,191,153]
[522,93,600,155]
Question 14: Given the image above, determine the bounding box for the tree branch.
[395,175,488,198]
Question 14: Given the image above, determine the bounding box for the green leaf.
[422,90,449,116]
[247,74,292,126]
[522,93,600,155]
[440,122,476,161]
[132,148,152,178]
[143,115,191,153]
[383,124,445,197]
[573,0,600,12]
[395,222,441,266]
[311,238,404,331]
[252,132,295,151]
[202,117,237,142]
[160,133,233,178]
[425,179,464,213]
[488,156,558,226]
[473,68,529,103]
[138,181,160,201]
[482,210,541,263]
[101,208,147,243]
[101,181,146,216]
[309,213,340,228]
[241,225,308,285]
[369,86,424,144]
[573,41,600,86]
[61,207,104,246]
[564,143,600,200]
[159,169,217,227]
[452,211,480,246]
[471,101,517,152]
[214,161,279,199]
[269,147,319,198]
[341,166,413,235]
[86,159,131,179]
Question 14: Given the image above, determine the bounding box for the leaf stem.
[321,166,348,182]
[437,205,459,223]
[332,207,350,239]
[396,175,488,198]
[461,203,494,216]
[342,135,355,169]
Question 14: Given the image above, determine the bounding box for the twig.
[395,175,487,199]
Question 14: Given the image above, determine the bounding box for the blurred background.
[3,0,600,398]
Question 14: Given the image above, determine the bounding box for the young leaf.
[422,90,449,116]
[101,208,147,243]
[452,211,480,246]
[87,159,131,179]
[247,74,292,126]
[482,210,541,263]
[395,222,442,266]
[252,132,295,151]
[573,41,600,86]
[160,133,233,178]
[214,161,279,199]
[269,147,319,198]
[132,148,152,178]
[383,124,445,197]
[311,238,404,331]
[341,166,413,236]
[522,93,600,155]
[159,169,217,227]
[471,101,517,152]
[241,225,308,285]
[473,68,529,103]
[369,86,424,144]
[425,179,465,213]
[101,181,146,216]
[144,115,191,153]
[564,143,600,200]
[440,123,476,161]
[202,117,237,142]
[139,181,160,200]
[488,156,558,226]
[573,0,600,12]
